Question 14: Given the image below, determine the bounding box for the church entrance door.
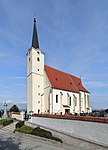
[65,109,70,114]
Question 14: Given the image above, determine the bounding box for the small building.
[27,18,90,115]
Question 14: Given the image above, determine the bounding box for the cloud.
[15,102,26,104]
[82,74,108,88]
[9,76,26,79]
[84,81,108,88]
[81,72,108,88]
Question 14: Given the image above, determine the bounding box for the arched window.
[37,57,40,62]
[56,95,58,103]
[73,94,77,106]
[67,93,70,105]
[37,51,40,54]
[69,97,71,106]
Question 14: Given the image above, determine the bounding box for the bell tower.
[27,17,44,113]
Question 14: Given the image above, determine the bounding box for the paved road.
[0,122,66,150]
[0,122,108,150]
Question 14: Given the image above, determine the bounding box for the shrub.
[105,109,108,113]
[31,127,63,143]
[15,121,24,129]
[31,127,52,138]
[50,136,63,143]
[2,119,13,126]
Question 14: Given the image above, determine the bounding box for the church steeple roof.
[32,17,39,49]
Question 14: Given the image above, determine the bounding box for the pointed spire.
[32,17,39,49]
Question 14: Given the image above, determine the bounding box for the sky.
[0,0,108,110]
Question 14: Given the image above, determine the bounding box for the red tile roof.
[44,65,89,93]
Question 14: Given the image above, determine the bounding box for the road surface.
[0,122,66,150]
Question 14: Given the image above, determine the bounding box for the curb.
[14,131,63,147]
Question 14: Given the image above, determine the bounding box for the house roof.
[44,65,89,93]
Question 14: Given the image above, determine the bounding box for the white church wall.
[75,94,80,114]
[31,48,44,74]
[85,92,90,113]
[27,49,32,113]
[52,89,80,115]
[52,89,61,114]
[27,50,32,76]
[80,91,90,113]
[27,75,32,112]
[43,71,52,113]
[27,47,44,114]
[32,73,44,113]
[80,91,86,113]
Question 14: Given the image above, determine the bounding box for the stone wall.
[29,115,108,147]
[11,112,24,121]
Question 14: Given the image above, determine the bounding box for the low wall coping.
[32,114,108,123]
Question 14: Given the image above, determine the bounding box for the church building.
[27,18,90,115]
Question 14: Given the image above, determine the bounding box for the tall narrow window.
[85,94,86,108]
[67,93,70,105]
[37,57,40,62]
[87,95,89,107]
[69,97,71,106]
[37,51,40,54]
[56,95,58,103]
[75,97,77,106]
[73,94,77,106]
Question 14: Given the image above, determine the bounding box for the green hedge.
[31,127,52,138]
[15,123,63,143]
[0,119,13,126]
[31,127,63,143]
[15,121,24,129]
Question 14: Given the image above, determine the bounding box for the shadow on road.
[0,136,21,150]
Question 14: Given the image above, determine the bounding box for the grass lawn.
[0,119,7,124]
[0,120,3,124]
[0,119,13,126]
[16,125,33,134]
